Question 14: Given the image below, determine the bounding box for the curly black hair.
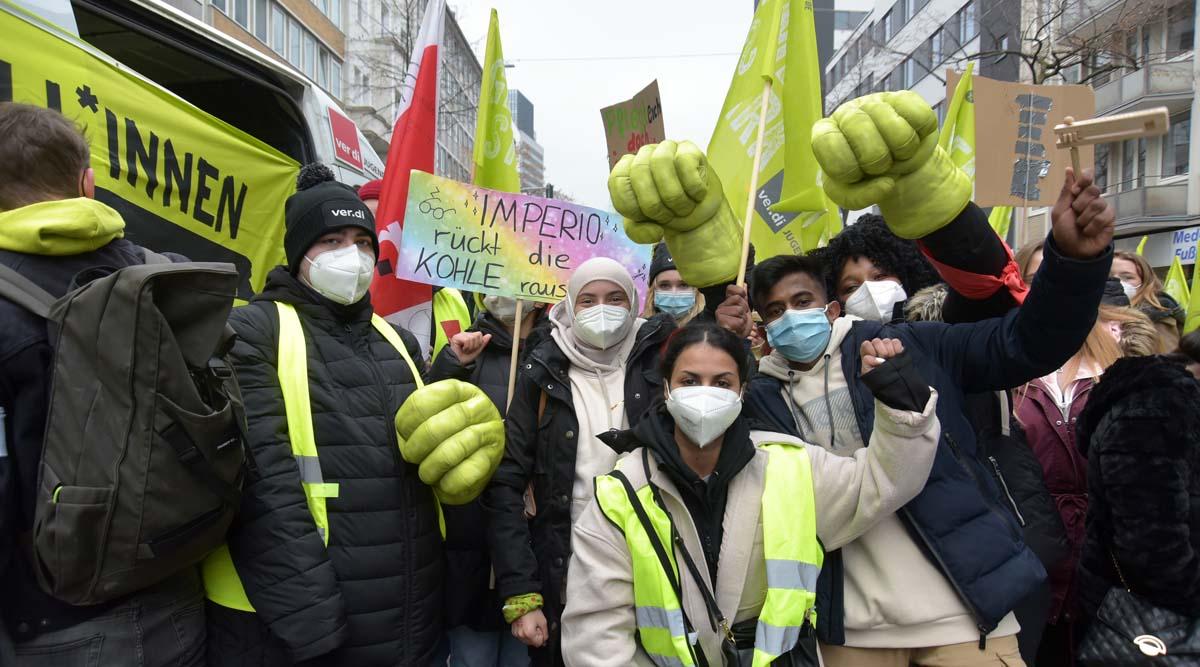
[821,213,942,301]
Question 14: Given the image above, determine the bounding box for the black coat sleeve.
[427,346,473,385]
[482,369,543,602]
[920,202,1022,324]
[225,305,348,661]
[911,233,1112,393]
[1095,416,1200,616]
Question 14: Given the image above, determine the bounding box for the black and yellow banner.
[0,4,298,297]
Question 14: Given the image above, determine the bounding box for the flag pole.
[505,299,526,410]
[736,79,773,288]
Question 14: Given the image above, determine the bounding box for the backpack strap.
[142,249,172,265]
[0,263,55,319]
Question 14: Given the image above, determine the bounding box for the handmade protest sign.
[394,171,651,305]
[600,80,665,169]
[951,70,1095,207]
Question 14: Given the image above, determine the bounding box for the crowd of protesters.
[0,92,1195,667]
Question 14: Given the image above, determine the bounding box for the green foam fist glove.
[811,91,972,239]
[395,379,505,505]
[608,140,742,287]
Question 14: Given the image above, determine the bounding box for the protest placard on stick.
[600,81,665,169]
[394,171,651,306]
[951,70,1095,207]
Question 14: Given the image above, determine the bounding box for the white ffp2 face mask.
[1120,280,1139,302]
[484,295,519,325]
[845,280,907,322]
[665,385,743,448]
[573,304,632,349]
[303,245,375,305]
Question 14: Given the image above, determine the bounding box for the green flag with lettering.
[472,9,520,193]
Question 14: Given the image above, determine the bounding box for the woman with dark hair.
[823,214,943,320]
[560,323,942,666]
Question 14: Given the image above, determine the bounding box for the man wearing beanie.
[203,164,505,666]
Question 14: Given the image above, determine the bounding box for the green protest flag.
[707,0,838,257]
[1165,254,1190,310]
[472,9,520,193]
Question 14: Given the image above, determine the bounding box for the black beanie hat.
[284,164,379,273]
[649,243,677,284]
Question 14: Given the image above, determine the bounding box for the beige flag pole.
[737,79,773,288]
[504,299,526,410]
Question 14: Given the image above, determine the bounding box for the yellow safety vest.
[431,288,472,360]
[202,302,433,611]
[594,444,823,667]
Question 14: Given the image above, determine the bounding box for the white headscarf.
[550,257,642,370]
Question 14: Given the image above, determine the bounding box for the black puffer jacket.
[1075,356,1200,621]
[483,313,673,660]
[427,310,548,631]
[210,267,441,666]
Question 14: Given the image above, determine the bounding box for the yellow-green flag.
[989,206,1013,240]
[707,0,839,256]
[1164,255,1190,308]
[1136,235,1149,256]
[939,62,976,178]
[472,9,519,192]
[1186,252,1200,333]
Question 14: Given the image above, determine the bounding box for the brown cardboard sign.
[949,70,1096,206]
[600,80,665,168]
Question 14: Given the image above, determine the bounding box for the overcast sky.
[452,1,752,210]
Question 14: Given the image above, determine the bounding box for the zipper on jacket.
[987,456,1026,526]
[901,506,995,638]
[942,434,1022,542]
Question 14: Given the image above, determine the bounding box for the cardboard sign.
[393,171,651,304]
[328,106,364,170]
[952,71,1096,207]
[600,80,665,168]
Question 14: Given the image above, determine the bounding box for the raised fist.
[608,140,742,287]
[812,91,972,239]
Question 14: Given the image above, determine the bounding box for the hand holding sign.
[608,140,742,288]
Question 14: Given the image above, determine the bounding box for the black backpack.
[0,253,246,605]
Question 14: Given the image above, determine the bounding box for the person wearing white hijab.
[484,257,750,667]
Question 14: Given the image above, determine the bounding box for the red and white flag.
[372,0,445,358]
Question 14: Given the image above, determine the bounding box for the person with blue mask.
[641,243,705,325]
[744,168,1117,666]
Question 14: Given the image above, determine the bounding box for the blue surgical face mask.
[654,289,696,318]
[765,305,832,363]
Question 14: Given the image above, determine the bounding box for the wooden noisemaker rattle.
[1054,108,1171,175]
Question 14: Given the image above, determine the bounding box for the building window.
[1095,143,1110,191]
[303,32,316,79]
[212,0,226,12]
[959,1,976,42]
[270,3,285,54]
[903,0,917,24]
[357,0,363,25]
[945,12,961,51]
[930,29,943,64]
[1167,3,1195,56]
[317,48,328,89]
[288,18,301,67]
[381,3,390,35]
[1162,112,1191,176]
[882,10,895,42]
[254,0,267,41]
[1121,137,1147,190]
[330,60,342,99]
[233,0,248,28]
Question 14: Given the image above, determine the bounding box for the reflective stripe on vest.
[752,444,822,666]
[431,288,471,360]
[202,302,438,611]
[595,444,822,667]
[594,476,696,667]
